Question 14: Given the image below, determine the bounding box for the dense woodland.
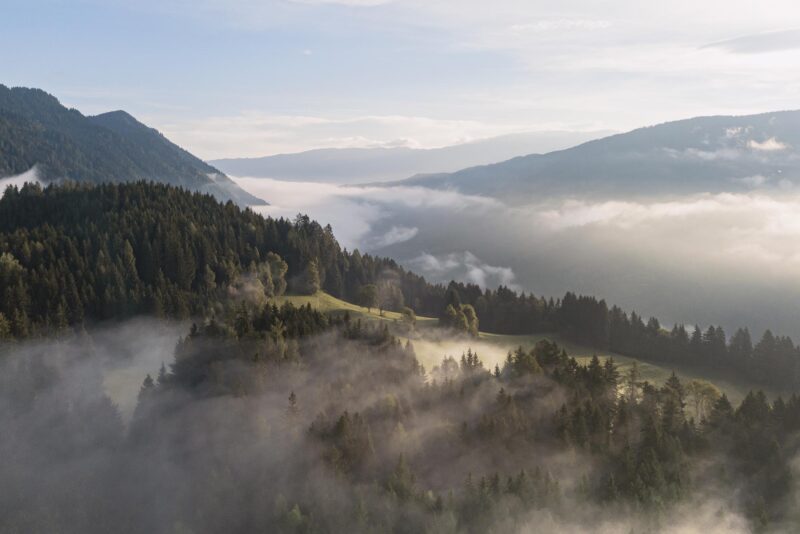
[3,293,800,533]
[0,182,439,337]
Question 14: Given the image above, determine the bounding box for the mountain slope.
[387,111,800,201]
[209,131,612,184]
[280,290,758,405]
[0,181,443,337]
[0,85,264,205]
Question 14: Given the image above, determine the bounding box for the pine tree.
[0,312,11,340]
[302,259,321,295]
[387,455,416,501]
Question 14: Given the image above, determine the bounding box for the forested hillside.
[0,85,262,205]
[1,181,798,393]
[3,291,799,532]
[0,182,440,337]
[438,281,800,391]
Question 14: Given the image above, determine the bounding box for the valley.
[0,179,796,533]
[4,1,800,529]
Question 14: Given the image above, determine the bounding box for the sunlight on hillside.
[277,292,763,406]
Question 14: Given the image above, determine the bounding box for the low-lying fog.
[0,317,756,534]
[236,176,800,339]
[97,320,189,422]
[1,319,188,425]
[411,335,514,374]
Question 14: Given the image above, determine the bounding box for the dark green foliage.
[558,296,800,390]
[442,280,558,334]
[0,182,441,339]
[443,283,800,391]
[356,284,378,311]
[439,302,479,337]
[300,258,321,295]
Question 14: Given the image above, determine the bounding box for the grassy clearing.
[278,292,765,405]
[276,291,438,326]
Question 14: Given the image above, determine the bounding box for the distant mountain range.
[0,85,265,205]
[209,131,612,183]
[384,111,800,201]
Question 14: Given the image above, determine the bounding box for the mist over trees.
[3,289,800,533]
[4,182,800,532]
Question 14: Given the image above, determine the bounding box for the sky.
[4,0,800,158]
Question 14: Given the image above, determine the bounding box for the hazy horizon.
[5,0,800,159]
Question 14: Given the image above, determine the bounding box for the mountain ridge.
[0,85,265,206]
[209,130,613,183]
[381,110,800,201]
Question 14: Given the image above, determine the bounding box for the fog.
[410,333,515,373]
[96,320,190,422]
[0,166,41,190]
[0,316,761,533]
[0,319,187,424]
[237,176,800,338]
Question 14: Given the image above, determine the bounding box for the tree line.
[0,182,443,338]
[443,282,800,391]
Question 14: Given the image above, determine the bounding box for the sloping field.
[277,291,438,326]
[279,292,767,406]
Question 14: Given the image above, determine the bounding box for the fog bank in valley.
[236,177,800,339]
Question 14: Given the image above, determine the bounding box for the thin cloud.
[409,251,519,290]
[509,18,611,34]
[369,225,419,248]
[158,113,522,159]
[47,0,800,152]
[734,174,769,187]
[290,0,392,5]
[748,137,789,151]
[703,28,800,54]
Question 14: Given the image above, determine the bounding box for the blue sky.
[4,0,800,158]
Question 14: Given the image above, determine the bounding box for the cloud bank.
[236,176,800,338]
[704,28,800,54]
[409,251,519,290]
